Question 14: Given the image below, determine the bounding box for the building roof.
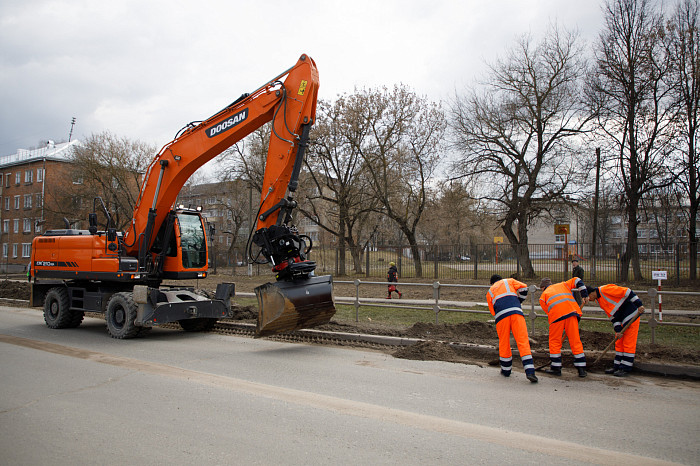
[0,140,80,168]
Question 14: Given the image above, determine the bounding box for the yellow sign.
[298,80,308,96]
[494,236,504,244]
[554,224,570,235]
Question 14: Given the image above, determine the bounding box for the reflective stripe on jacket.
[596,284,643,333]
[539,277,588,324]
[487,278,528,324]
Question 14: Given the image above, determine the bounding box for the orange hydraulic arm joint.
[122,54,319,279]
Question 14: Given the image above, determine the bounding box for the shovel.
[593,308,645,365]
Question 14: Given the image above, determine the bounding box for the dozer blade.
[255,275,336,337]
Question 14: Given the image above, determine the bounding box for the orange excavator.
[29,54,336,338]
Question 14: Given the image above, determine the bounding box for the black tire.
[105,292,143,339]
[43,287,83,329]
[179,318,217,332]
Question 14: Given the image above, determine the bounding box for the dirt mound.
[0,280,30,300]
[403,321,496,344]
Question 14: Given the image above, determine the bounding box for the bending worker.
[539,277,590,378]
[586,284,645,377]
[487,274,538,383]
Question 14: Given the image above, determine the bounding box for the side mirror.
[88,213,98,234]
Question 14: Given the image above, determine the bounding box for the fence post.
[354,279,361,322]
[473,244,478,280]
[676,242,681,286]
[433,281,441,324]
[529,285,538,337]
[365,248,370,278]
[434,249,439,279]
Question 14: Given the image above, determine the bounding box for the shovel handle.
[593,308,645,365]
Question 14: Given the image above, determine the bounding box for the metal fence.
[316,242,700,286]
[334,280,700,346]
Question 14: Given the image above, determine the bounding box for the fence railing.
[334,280,700,346]
[301,242,699,286]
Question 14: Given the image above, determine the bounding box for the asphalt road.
[0,306,698,466]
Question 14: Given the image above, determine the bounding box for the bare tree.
[450,25,591,278]
[590,0,675,281]
[49,132,153,230]
[418,180,495,247]
[301,97,379,275]
[667,0,700,279]
[357,85,445,278]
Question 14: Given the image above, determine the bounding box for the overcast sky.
[0,0,605,159]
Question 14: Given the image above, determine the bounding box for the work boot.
[605,368,616,375]
[398,292,402,298]
[544,368,561,376]
[577,367,587,378]
[500,369,510,377]
[613,369,629,377]
[386,296,391,299]
[526,373,538,383]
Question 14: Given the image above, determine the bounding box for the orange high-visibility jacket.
[487,278,528,324]
[595,284,643,333]
[539,277,587,324]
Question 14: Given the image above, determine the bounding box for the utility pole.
[68,117,76,142]
[592,147,601,279]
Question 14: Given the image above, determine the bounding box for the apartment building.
[0,140,78,272]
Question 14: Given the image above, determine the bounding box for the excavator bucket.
[255,275,336,337]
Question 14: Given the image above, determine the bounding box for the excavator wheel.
[106,292,150,339]
[255,275,336,337]
[43,287,83,329]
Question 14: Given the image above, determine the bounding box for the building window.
[4,197,8,210]
[24,170,33,183]
[22,243,31,258]
[37,168,44,182]
[14,195,20,210]
[35,193,42,208]
[13,219,19,233]
[638,229,648,238]
[1,243,6,258]
[15,172,20,185]
[554,235,565,243]
[2,220,8,233]
[23,218,31,232]
[23,194,32,209]
[12,243,18,258]
[5,173,11,188]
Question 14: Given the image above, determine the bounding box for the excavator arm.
[124,54,318,268]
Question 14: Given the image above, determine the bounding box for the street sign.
[652,270,667,280]
[493,237,504,244]
[554,224,570,235]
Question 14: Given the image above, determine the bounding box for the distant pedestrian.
[586,285,645,377]
[539,277,590,378]
[487,274,538,383]
[571,259,584,280]
[386,262,401,299]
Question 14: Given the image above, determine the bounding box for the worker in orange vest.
[539,277,590,378]
[487,274,538,383]
[586,285,645,377]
